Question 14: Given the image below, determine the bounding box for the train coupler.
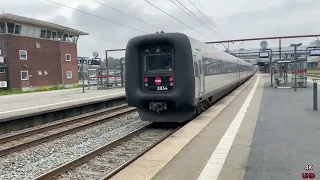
[149,102,167,113]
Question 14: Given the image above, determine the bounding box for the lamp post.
[290,43,302,91]
[260,41,274,87]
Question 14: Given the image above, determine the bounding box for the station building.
[0,13,89,90]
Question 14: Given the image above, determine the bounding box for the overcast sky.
[1,0,320,58]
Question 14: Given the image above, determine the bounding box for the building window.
[7,22,14,34]
[19,50,27,60]
[66,54,71,61]
[68,35,74,42]
[40,29,46,38]
[0,67,5,73]
[56,32,63,41]
[21,71,29,80]
[66,71,72,79]
[63,34,68,41]
[6,22,21,35]
[74,35,79,43]
[14,24,21,35]
[46,30,52,39]
[0,22,6,33]
[52,31,57,40]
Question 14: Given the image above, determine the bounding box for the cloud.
[215,0,320,49]
[1,0,320,57]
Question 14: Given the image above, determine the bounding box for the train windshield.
[145,53,172,72]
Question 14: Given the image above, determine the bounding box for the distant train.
[125,32,254,122]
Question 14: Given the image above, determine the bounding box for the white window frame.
[0,67,5,73]
[14,24,22,35]
[65,54,71,61]
[19,50,28,60]
[21,71,29,80]
[66,71,72,79]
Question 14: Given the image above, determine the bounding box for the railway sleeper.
[88,162,115,168]
[73,169,106,177]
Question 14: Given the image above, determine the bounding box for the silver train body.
[125,33,254,122]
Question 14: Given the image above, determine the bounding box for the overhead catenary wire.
[186,0,231,50]
[144,0,213,40]
[187,0,225,37]
[44,0,149,34]
[172,0,225,40]
[92,0,164,31]
[174,0,224,39]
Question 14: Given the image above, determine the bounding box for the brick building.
[0,13,89,90]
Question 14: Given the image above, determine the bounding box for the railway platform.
[0,87,125,133]
[110,73,320,180]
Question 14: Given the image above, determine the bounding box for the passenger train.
[125,32,254,122]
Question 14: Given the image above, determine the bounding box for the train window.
[145,53,172,72]
[194,62,199,77]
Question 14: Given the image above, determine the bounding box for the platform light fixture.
[290,43,302,47]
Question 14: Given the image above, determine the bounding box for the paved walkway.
[0,88,125,122]
[111,74,320,180]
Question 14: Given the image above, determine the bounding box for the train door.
[198,59,205,94]
[195,50,205,95]
[193,55,201,96]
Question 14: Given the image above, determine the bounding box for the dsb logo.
[302,173,316,179]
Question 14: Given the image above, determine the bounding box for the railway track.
[35,123,182,180]
[0,104,136,157]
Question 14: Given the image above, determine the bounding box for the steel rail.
[0,105,135,157]
[35,124,182,180]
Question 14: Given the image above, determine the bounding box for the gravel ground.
[58,128,173,180]
[0,107,133,150]
[0,104,127,138]
[0,111,149,180]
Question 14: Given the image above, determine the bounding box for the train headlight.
[169,82,173,86]
[145,83,148,87]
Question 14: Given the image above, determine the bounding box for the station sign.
[77,57,101,65]
[89,58,101,65]
[259,51,269,58]
[309,49,320,56]
[0,81,7,88]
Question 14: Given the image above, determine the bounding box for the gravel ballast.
[0,111,149,180]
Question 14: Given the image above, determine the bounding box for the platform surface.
[0,88,125,122]
[110,73,320,180]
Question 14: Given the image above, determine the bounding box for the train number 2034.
[157,86,168,91]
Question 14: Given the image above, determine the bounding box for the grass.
[308,70,320,74]
[0,84,83,96]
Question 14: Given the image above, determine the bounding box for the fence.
[96,63,125,89]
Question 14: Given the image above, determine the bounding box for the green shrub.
[73,84,83,88]
[35,87,49,92]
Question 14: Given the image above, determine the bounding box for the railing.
[96,66,125,89]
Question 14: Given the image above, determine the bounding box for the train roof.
[185,34,252,66]
[126,32,252,66]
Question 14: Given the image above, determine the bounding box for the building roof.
[0,13,89,36]
[230,45,310,54]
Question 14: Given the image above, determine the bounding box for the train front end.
[125,33,195,122]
